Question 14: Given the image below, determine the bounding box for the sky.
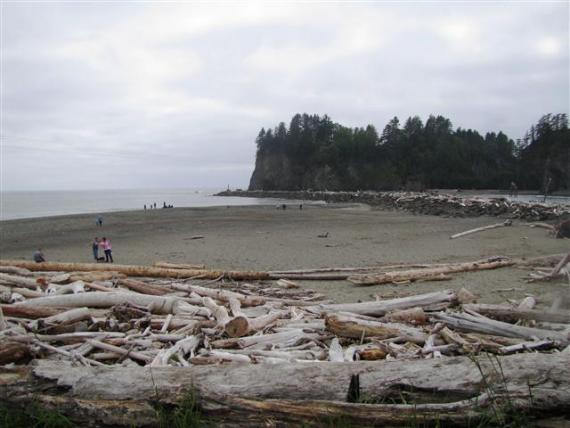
[1,1,568,191]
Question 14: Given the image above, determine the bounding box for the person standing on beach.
[32,248,46,263]
[96,215,103,227]
[92,237,100,261]
[101,237,113,263]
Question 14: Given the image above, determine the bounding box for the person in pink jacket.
[101,237,114,263]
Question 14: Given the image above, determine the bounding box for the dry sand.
[1,204,568,304]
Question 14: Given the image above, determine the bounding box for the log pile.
[1,260,569,426]
[217,189,570,221]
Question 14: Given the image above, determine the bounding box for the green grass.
[156,392,205,428]
[0,402,73,428]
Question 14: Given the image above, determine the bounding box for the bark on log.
[350,257,514,286]
[0,353,567,427]
[117,278,172,296]
[314,289,457,316]
[0,304,64,319]
[0,260,271,281]
[0,340,32,365]
[325,313,427,343]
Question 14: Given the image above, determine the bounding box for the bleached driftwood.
[434,311,569,344]
[450,220,512,239]
[0,272,40,290]
[14,292,210,316]
[118,278,172,296]
[462,303,570,324]
[31,307,92,332]
[0,266,33,276]
[153,262,206,270]
[383,307,427,325]
[224,297,284,338]
[86,339,153,363]
[315,290,457,316]
[1,353,568,427]
[349,257,514,286]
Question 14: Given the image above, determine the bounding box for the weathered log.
[153,262,206,270]
[69,271,126,282]
[86,339,152,364]
[0,272,40,290]
[450,220,512,239]
[211,329,319,350]
[0,284,43,299]
[434,311,569,344]
[190,284,265,307]
[202,297,231,327]
[314,289,457,316]
[0,353,567,426]
[224,297,284,338]
[117,278,171,296]
[0,304,63,319]
[0,340,32,365]
[383,307,427,325]
[462,303,570,324]
[31,307,93,333]
[14,292,210,316]
[325,313,427,343]
[0,266,33,276]
[350,257,514,286]
[498,340,558,355]
[0,260,271,281]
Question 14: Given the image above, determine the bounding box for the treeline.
[248,113,569,192]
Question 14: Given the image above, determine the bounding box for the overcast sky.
[1,1,568,191]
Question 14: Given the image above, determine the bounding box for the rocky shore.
[217,190,570,222]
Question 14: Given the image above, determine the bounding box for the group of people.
[92,237,113,263]
[144,202,174,210]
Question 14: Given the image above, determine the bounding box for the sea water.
[0,188,295,220]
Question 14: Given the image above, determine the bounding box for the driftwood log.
[315,289,457,316]
[1,353,568,427]
[349,257,515,286]
[450,220,512,239]
[0,260,270,281]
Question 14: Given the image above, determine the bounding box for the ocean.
[0,188,295,221]
[1,189,567,221]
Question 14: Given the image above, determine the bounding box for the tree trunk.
[0,353,567,427]
[349,257,514,286]
[314,289,457,316]
[14,292,210,316]
[0,260,271,281]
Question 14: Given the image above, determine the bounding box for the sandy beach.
[1,203,568,304]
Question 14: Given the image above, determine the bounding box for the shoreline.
[1,204,568,305]
[216,190,570,221]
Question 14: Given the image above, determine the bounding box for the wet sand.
[1,204,568,304]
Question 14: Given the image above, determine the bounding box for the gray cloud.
[2,2,568,190]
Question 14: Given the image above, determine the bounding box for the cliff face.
[248,153,344,191]
[249,152,293,190]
